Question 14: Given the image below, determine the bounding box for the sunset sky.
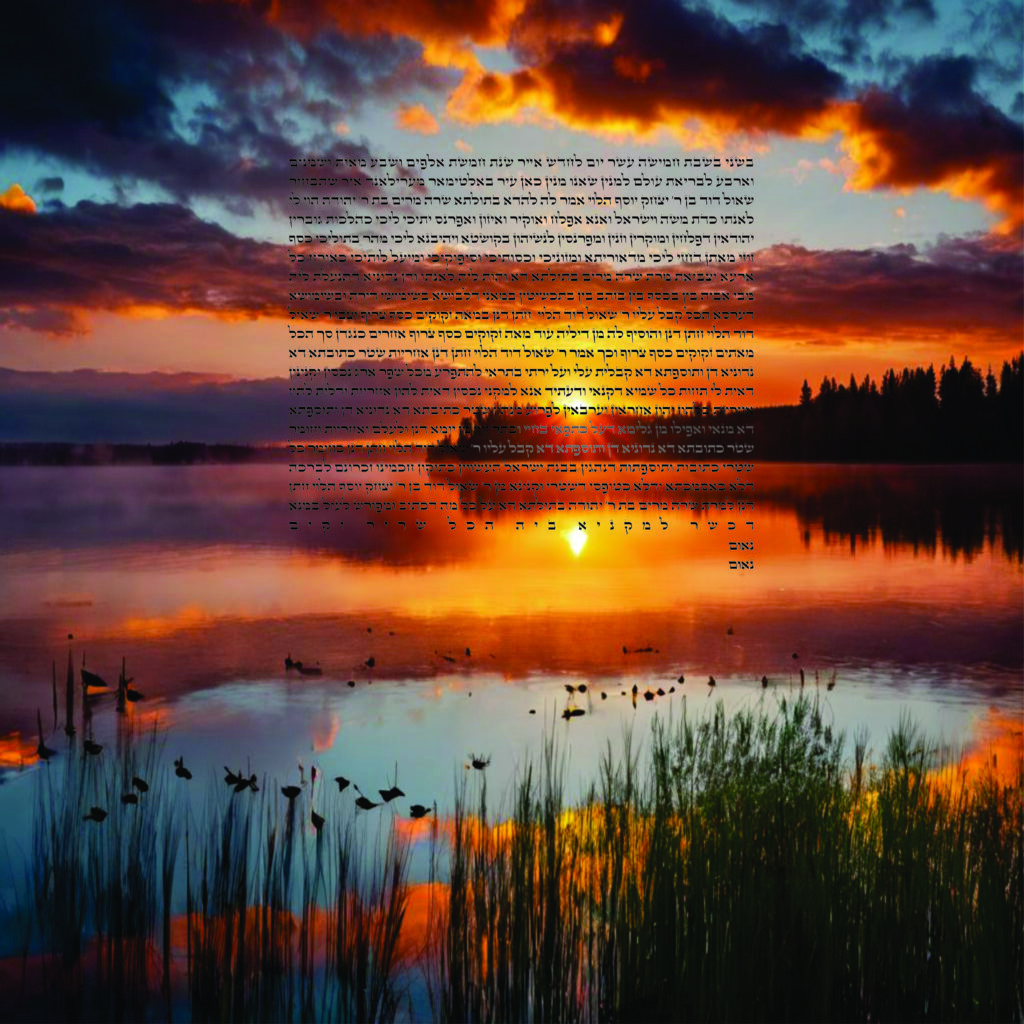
[0,0,1021,441]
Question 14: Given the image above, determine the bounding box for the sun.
[564,525,588,557]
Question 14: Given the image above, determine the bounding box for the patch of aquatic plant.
[22,716,412,1023]
[11,694,1022,1022]
[427,695,1023,1022]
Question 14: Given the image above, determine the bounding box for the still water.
[0,462,1019,836]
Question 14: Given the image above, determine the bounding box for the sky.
[0,0,1021,441]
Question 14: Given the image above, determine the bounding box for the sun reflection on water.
[564,524,588,557]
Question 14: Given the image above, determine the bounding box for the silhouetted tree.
[427,355,1023,464]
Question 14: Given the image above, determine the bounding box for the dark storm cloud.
[0,201,283,334]
[2,194,1020,346]
[498,0,844,134]
[3,0,1020,231]
[0,1,424,211]
[835,55,1023,232]
[756,234,1024,344]
[0,199,507,334]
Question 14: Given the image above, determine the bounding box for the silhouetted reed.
[20,717,412,1023]
[11,695,1022,1022]
[426,696,1023,1022]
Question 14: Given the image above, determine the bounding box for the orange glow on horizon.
[117,605,214,640]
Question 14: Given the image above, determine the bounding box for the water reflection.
[758,463,1022,562]
[0,462,1018,797]
[0,463,1019,563]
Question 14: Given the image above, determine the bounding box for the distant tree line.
[428,354,1023,464]
[759,353,1022,462]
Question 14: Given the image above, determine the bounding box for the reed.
[11,693,1022,1022]
[427,695,1023,1022]
[19,717,412,1023]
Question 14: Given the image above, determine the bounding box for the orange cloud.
[0,183,36,214]
[255,2,1022,233]
[810,97,1023,236]
[254,0,838,145]
[396,103,440,135]
[444,56,831,152]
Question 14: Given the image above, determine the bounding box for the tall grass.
[10,694,1023,1022]
[427,696,1023,1022]
[31,714,164,1021]
[20,716,412,1023]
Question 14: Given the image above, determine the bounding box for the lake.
[0,460,1018,805]
[0,461,1020,1018]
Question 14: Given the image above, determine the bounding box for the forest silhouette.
[428,354,1024,464]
